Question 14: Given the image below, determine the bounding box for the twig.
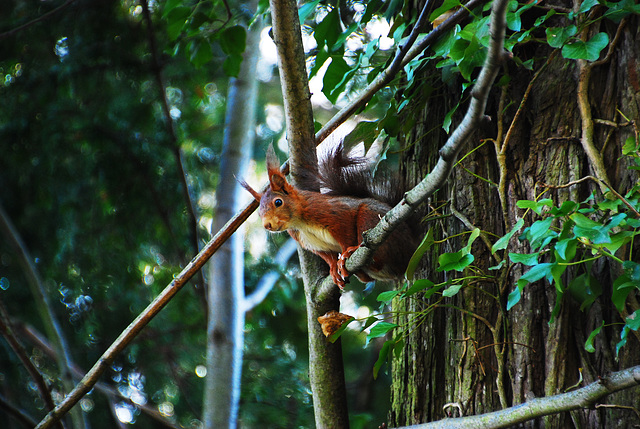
[34,206,255,429]
[538,175,640,218]
[0,299,62,429]
[0,393,37,428]
[0,0,77,41]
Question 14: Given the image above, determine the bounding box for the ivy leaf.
[584,321,604,353]
[509,252,539,266]
[443,284,462,297]
[617,309,640,356]
[578,0,600,14]
[603,0,640,23]
[562,32,609,62]
[507,286,521,310]
[546,25,577,48]
[404,279,436,297]
[406,228,435,280]
[519,262,555,285]
[373,339,394,379]
[367,322,398,342]
[377,290,401,304]
[437,252,474,272]
[492,218,525,253]
[517,198,554,215]
[612,274,636,312]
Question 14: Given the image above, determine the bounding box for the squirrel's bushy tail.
[317,143,406,206]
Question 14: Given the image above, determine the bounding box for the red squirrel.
[241,144,418,289]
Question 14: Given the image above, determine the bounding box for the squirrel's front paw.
[329,265,346,290]
[337,246,360,285]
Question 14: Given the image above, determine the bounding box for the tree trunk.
[203,10,260,427]
[391,10,640,429]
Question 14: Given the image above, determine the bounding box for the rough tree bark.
[268,0,350,426]
[391,6,640,429]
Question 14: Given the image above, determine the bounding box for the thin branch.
[0,393,38,428]
[34,206,255,429]
[17,323,181,429]
[0,0,77,41]
[394,365,640,428]
[0,203,81,428]
[538,175,640,218]
[0,299,62,429]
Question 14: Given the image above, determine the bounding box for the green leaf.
[437,251,474,272]
[166,6,191,41]
[509,252,539,266]
[622,260,640,281]
[546,25,577,48]
[298,0,322,24]
[603,0,640,23]
[517,198,554,215]
[622,135,638,155]
[442,284,462,297]
[617,310,640,356]
[367,322,398,341]
[578,0,600,14]
[506,287,521,310]
[555,237,578,261]
[492,218,525,253]
[520,262,554,284]
[190,41,213,69]
[429,0,462,21]
[322,57,352,104]
[568,273,601,311]
[584,321,604,353]
[612,274,636,312]
[314,7,341,51]
[219,25,247,55]
[223,53,243,77]
[377,290,401,304]
[373,339,394,379]
[527,217,556,250]
[561,32,609,61]
[404,279,436,297]
[406,228,435,280]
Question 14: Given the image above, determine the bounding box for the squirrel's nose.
[263,220,273,231]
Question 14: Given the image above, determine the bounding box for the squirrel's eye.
[274,198,283,207]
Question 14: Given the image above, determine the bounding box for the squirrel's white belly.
[295,224,341,253]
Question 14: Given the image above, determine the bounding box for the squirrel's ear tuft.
[266,144,280,172]
[238,178,262,202]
